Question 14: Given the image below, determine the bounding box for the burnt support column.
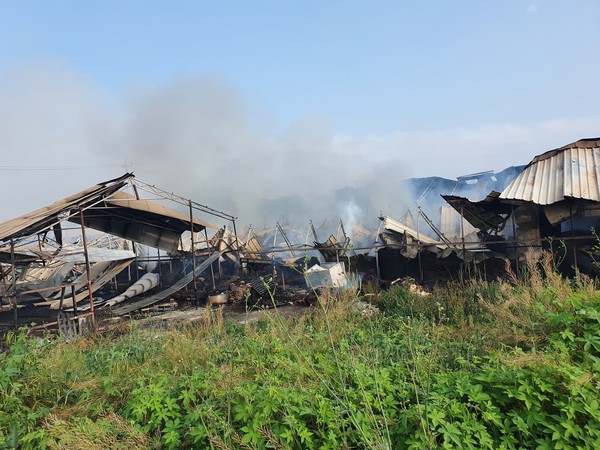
[460,206,467,277]
[511,205,519,275]
[232,219,242,276]
[157,247,162,288]
[79,209,96,330]
[375,245,381,280]
[570,205,578,278]
[416,213,423,281]
[189,200,198,301]
[204,227,216,290]
[10,239,17,329]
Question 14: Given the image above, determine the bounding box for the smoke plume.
[1,62,599,235]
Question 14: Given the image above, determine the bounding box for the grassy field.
[1,256,599,449]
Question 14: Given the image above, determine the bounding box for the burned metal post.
[204,227,216,290]
[57,286,66,311]
[416,213,423,281]
[374,223,382,280]
[71,285,78,315]
[232,219,242,275]
[189,200,198,301]
[570,205,578,277]
[132,240,139,282]
[10,239,17,329]
[79,209,96,330]
[375,245,381,280]
[460,206,468,277]
[157,247,162,288]
[511,205,519,274]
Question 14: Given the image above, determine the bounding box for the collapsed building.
[3,138,598,332]
[376,138,600,280]
[0,174,352,333]
[0,173,241,331]
[444,137,600,275]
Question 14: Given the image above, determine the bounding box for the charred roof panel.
[0,174,132,243]
[442,194,510,231]
[500,138,600,205]
[0,174,221,252]
[70,191,217,252]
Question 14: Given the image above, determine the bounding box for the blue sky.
[3,1,598,132]
[0,1,599,223]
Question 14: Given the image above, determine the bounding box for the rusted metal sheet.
[500,138,600,205]
[314,234,351,262]
[542,203,572,226]
[242,236,265,261]
[442,195,510,231]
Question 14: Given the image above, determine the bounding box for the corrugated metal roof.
[104,191,217,231]
[0,173,131,243]
[499,138,600,205]
[0,173,219,249]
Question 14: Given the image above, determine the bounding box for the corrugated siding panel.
[500,146,600,205]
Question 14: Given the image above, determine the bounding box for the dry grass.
[43,409,150,450]
[478,252,598,349]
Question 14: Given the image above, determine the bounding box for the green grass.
[1,257,599,449]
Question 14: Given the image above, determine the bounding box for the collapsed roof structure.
[0,173,238,330]
[3,138,598,333]
[373,138,600,280]
[441,138,600,274]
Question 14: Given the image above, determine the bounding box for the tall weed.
[2,257,599,449]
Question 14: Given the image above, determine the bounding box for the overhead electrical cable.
[0,164,125,171]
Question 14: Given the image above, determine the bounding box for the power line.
[0,164,126,171]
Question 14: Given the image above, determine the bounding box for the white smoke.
[340,200,362,240]
[1,62,599,232]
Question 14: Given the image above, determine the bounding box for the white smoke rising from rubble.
[341,201,362,241]
[1,62,600,234]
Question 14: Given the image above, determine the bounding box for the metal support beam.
[79,209,96,330]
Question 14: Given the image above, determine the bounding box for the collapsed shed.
[0,173,237,330]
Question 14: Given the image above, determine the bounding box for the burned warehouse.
[1,138,599,333]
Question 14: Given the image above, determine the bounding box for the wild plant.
[3,255,600,449]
